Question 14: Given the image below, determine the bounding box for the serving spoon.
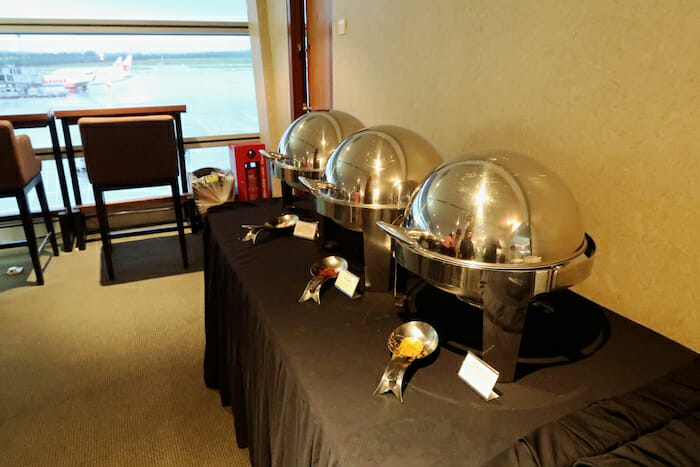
[241,214,299,244]
[373,321,439,403]
[299,256,348,304]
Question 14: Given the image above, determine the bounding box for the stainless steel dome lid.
[378,150,596,383]
[392,149,591,268]
[262,110,364,171]
[300,125,443,208]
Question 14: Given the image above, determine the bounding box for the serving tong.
[241,214,299,244]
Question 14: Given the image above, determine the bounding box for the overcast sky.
[0,35,251,54]
[0,1,249,53]
[2,0,247,22]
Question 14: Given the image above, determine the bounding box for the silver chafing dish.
[300,125,443,291]
[260,110,364,191]
[377,149,596,382]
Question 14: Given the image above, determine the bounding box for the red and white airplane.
[41,55,133,91]
[94,55,133,84]
[41,68,95,91]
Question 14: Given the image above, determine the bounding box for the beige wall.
[332,0,699,350]
[247,0,293,195]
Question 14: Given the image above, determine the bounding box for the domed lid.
[315,125,443,208]
[402,150,587,266]
[276,110,364,170]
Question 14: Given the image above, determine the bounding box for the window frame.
[0,18,249,35]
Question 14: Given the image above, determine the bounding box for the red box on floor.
[229,143,271,201]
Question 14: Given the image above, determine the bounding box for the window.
[0,3,258,215]
[1,34,258,144]
[1,0,248,22]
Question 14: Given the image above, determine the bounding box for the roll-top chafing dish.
[300,125,443,291]
[260,110,364,191]
[377,150,596,382]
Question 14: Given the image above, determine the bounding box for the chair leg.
[17,190,44,285]
[171,180,189,269]
[36,177,60,256]
[76,211,87,251]
[93,187,114,280]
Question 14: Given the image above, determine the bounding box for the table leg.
[61,122,82,206]
[186,197,200,233]
[48,118,72,213]
[58,211,74,252]
[174,114,187,193]
[49,118,75,251]
[281,183,294,206]
[74,211,86,251]
[480,270,534,383]
[60,122,86,249]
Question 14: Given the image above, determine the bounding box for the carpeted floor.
[0,232,251,466]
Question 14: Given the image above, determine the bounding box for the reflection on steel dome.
[299,124,443,292]
[276,109,364,171]
[403,149,588,267]
[316,124,443,208]
[376,149,597,383]
[261,109,365,191]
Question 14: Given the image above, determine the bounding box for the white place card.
[334,269,361,299]
[293,221,318,240]
[458,351,500,401]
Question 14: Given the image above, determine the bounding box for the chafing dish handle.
[298,176,339,194]
[376,221,418,247]
[259,149,286,161]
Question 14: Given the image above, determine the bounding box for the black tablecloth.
[486,357,700,466]
[203,199,697,467]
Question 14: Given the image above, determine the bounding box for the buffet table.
[203,198,697,466]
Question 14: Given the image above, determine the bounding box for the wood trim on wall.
[306,0,333,110]
[287,0,307,120]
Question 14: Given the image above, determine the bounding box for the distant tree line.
[0,50,251,67]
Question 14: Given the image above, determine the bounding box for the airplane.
[94,55,133,84]
[41,68,95,92]
[40,55,133,92]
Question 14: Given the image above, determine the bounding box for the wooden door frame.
[287,0,307,120]
[306,0,333,110]
[287,0,333,119]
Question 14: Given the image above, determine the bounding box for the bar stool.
[0,120,60,285]
[78,115,188,280]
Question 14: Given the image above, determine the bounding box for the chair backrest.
[0,120,41,191]
[78,115,178,186]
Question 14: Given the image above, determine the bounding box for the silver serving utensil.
[374,321,439,403]
[241,214,299,244]
[298,256,348,304]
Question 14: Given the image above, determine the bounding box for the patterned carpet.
[0,232,251,466]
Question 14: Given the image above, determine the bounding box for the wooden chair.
[78,115,188,280]
[0,120,59,285]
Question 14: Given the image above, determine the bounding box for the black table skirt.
[203,199,697,467]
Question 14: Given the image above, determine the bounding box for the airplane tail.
[112,56,123,70]
[122,55,133,74]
